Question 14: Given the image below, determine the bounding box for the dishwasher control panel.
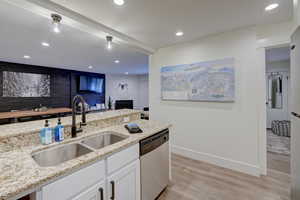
[139,129,169,156]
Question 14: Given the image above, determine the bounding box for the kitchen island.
[0,109,171,200]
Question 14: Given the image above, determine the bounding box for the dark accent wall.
[0,61,105,112]
[70,71,105,107]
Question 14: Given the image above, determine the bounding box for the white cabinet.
[72,181,105,200]
[41,160,105,200]
[107,160,140,200]
[107,144,139,175]
[39,144,140,200]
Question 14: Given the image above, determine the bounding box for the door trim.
[257,41,291,176]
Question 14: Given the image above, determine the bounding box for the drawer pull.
[99,188,104,200]
[110,181,115,200]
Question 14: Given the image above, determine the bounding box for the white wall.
[294,0,300,27]
[106,74,149,110]
[137,75,149,109]
[150,27,263,176]
[256,21,294,48]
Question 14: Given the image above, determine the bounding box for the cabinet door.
[107,159,140,200]
[72,181,105,200]
[42,160,105,200]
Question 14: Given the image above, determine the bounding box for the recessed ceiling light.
[175,31,184,36]
[113,0,124,6]
[88,65,93,69]
[42,42,50,47]
[265,3,279,11]
[23,55,31,59]
[114,60,120,63]
[125,72,129,75]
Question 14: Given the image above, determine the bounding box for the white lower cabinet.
[41,160,105,200]
[107,160,140,200]
[72,181,105,200]
[38,144,140,200]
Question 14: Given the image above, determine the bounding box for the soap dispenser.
[54,118,64,142]
[40,120,52,145]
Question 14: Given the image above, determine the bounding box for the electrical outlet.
[123,116,130,123]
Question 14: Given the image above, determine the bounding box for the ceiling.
[266,46,290,63]
[0,1,149,74]
[51,0,293,49]
[0,0,294,74]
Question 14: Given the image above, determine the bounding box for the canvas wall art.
[3,71,51,97]
[161,58,235,102]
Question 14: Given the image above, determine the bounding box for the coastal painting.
[3,71,51,97]
[161,58,235,102]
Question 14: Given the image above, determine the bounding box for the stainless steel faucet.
[71,95,87,138]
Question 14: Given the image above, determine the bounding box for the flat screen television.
[115,100,133,110]
[78,75,104,94]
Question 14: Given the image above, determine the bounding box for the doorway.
[265,46,291,174]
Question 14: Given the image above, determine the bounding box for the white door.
[107,160,140,200]
[72,181,105,200]
[291,29,300,115]
[291,116,300,200]
[266,72,290,128]
[291,27,300,200]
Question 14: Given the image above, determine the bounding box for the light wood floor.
[158,154,291,200]
[267,152,290,174]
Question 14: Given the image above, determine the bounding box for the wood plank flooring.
[158,154,291,200]
[267,152,290,174]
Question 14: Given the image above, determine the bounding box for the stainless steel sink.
[31,132,128,167]
[81,132,128,150]
[32,143,92,167]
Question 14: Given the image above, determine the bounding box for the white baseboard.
[171,145,261,177]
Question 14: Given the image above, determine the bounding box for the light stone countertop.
[0,109,141,139]
[0,118,171,200]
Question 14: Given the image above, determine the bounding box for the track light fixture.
[51,13,62,33]
[106,36,113,50]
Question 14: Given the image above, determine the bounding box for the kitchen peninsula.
[0,109,171,200]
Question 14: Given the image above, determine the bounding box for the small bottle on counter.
[40,120,52,145]
[54,118,64,142]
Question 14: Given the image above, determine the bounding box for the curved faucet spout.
[71,95,87,138]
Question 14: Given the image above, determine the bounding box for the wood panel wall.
[0,61,105,112]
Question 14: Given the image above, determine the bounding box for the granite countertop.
[0,118,171,200]
[0,109,141,139]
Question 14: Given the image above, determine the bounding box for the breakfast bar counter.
[0,109,171,200]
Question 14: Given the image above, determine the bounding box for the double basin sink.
[32,132,128,167]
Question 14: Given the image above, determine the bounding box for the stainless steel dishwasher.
[140,129,169,200]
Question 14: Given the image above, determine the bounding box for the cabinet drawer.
[107,144,139,175]
[42,160,105,200]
